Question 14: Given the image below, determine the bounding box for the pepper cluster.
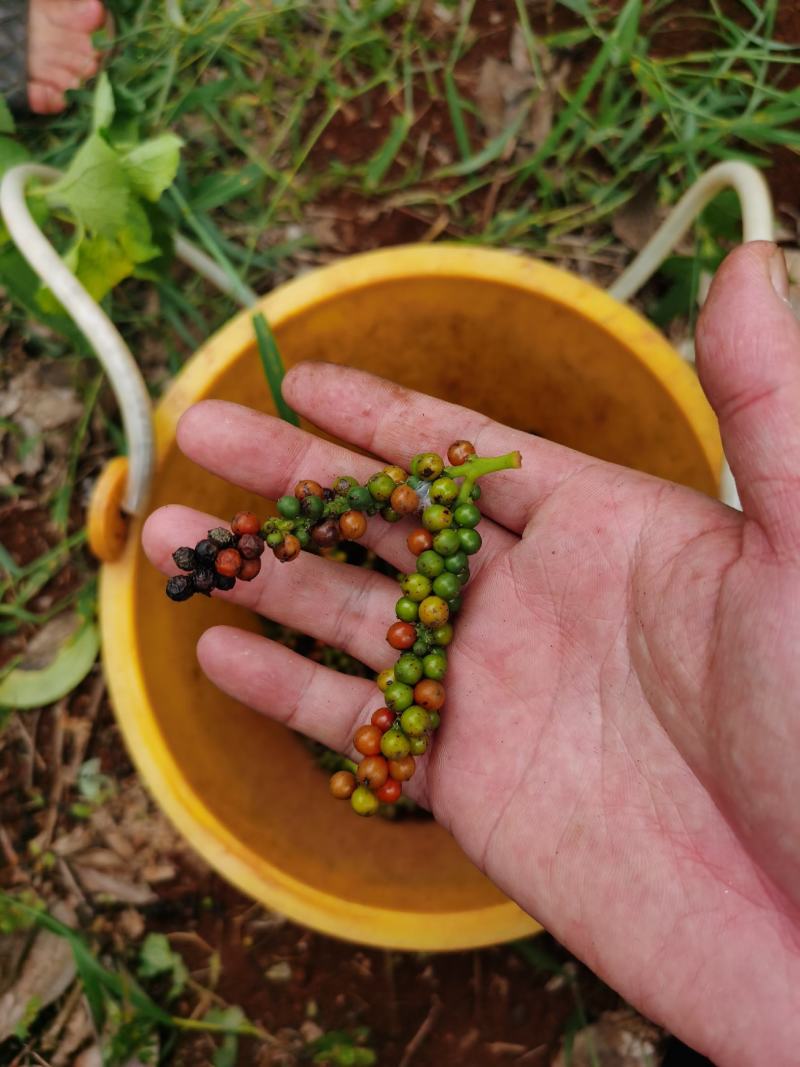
[163,439,521,816]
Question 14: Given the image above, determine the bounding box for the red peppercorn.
[231,511,260,536]
[354,725,382,757]
[238,557,262,582]
[294,480,323,500]
[273,534,301,563]
[447,440,476,466]
[238,533,265,559]
[357,755,389,791]
[375,778,402,804]
[330,771,356,799]
[371,707,395,733]
[339,510,367,540]
[414,678,445,711]
[407,528,433,556]
[390,484,419,516]
[386,621,417,650]
[388,755,415,782]
[215,548,242,577]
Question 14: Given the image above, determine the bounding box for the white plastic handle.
[0,164,155,515]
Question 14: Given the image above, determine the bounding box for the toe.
[27,80,67,115]
[46,0,107,33]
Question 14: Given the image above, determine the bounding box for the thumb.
[696,241,800,556]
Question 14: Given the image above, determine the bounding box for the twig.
[40,980,84,1054]
[398,995,442,1067]
[13,711,46,784]
[34,698,67,852]
[0,820,20,869]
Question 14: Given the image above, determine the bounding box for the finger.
[198,626,373,755]
[177,400,515,570]
[198,627,430,805]
[697,242,800,556]
[282,362,598,533]
[143,505,401,672]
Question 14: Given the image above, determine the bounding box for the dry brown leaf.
[72,863,158,905]
[475,56,535,138]
[0,904,77,1042]
[551,1010,664,1067]
[612,183,664,252]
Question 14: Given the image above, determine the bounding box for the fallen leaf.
[72,864,157,905]
[551,1009,664,1067]
[0,903,77,1042]
[612,182,664,251]
[475,57,535,138]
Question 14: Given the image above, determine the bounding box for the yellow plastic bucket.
[95,245,722,950]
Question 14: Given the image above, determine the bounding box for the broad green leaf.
[0,620,99,709]
[65,233,136,302]
[0,135,29,179]
[44,133,129,237]
[92,71,115,132]
[138,933,188,1000]
[0,98,15,135]
[118,199,160,263]
[205,1006,245,1067]
[121,133,182,202]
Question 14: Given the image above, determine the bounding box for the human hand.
[143,242,800,1066]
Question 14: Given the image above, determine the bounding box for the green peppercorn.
[427,710,441,730]
[295,526,311,548]
[368,472,396,502]
[417,550,445,578]
[301,495,324,521]
[412,638,429,658]
[400,705,429,738]
[432,529,460,557]
[409,736,428,756]
[430,622,454,646]
[433,572,461,600]
[277,495,301,519]
[423,651,447,680]
[396,597,419,622]
[458,528,482,554]
[380,726,412,759]
[401,572,432,602]
[444,550,468,574]
[348,485,374,511]
[471,483,481,500]
[395,654,424,686]
[266,530,284,547]
[384,681,414,713]
[454,502,481,528]
[380,505,402,523]
[333,475,358,495]
[416,452,444,481]
[351,785,379,817]
[430,477,459,505]
[422,505,452,532]
[448,595,462,613]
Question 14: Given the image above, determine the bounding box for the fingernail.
[769,247,790,300]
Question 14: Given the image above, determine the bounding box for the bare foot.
[27,0,106,114]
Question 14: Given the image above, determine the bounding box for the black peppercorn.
[195,538,218,563]
[214,572,236,591]
[208,527,235,549]
[166,574,195,601]
[193,567,216,595]
[172,546,197,572]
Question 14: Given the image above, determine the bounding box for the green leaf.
[92,71,115,132]
[138,933,188,1000]
[121,133,183,203]
[65,233,136,303]
[44,133,129,237]
[0,620,99,709]
[0,97,14,135]
[0,135,29,180]
[205,1006,245,1067]
[77,757,115,805]
[364,113,412,190]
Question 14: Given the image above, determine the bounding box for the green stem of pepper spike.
[445,450,522,504]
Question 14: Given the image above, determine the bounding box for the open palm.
[144,244,800,1066]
